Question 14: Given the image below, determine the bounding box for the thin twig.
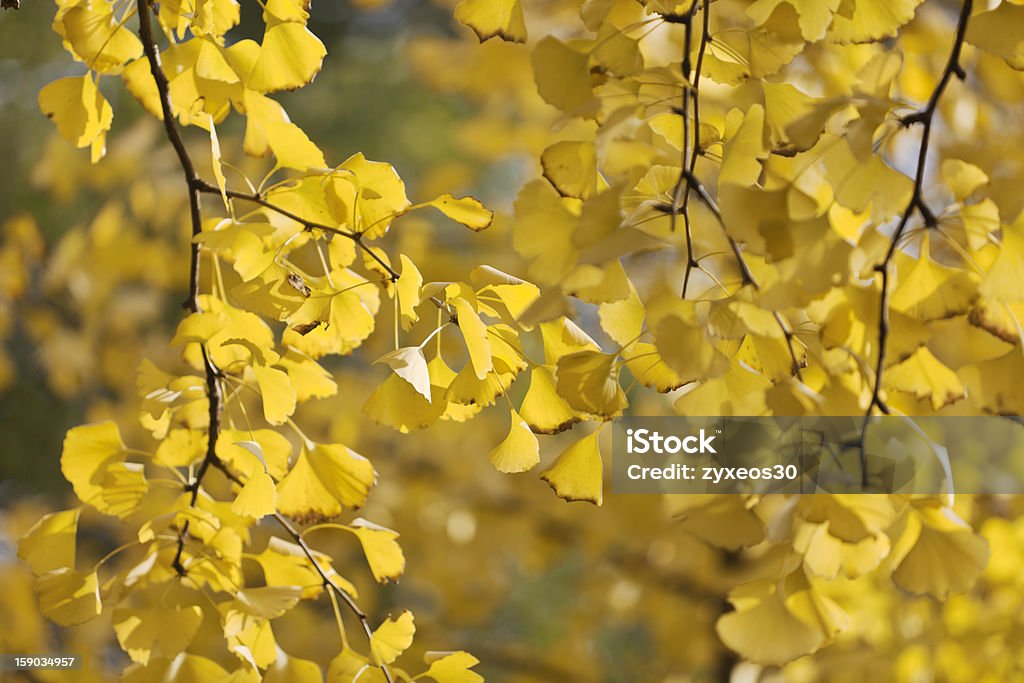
[866,0,973,418]
[859,0,973,487]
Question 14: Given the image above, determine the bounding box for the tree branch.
[866,0,973,419]
[137,0,225,577]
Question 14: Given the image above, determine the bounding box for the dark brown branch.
[680,2,711,297]
[137,0,225,577]
[866,0,973,419]
[681,170,758,288]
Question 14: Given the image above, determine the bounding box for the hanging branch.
[136,3,396,679]
[866,0,973,418]
[136,0,225,577]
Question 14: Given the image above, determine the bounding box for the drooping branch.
[137,0,225,577]
[135,5,396,678]
[866,0,973,418]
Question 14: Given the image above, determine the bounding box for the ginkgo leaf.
[253,364,297,425]
[979,217,1024,302]
[349,518,406,583]
[748,0,840,42]
[100,462,148,519]
[717,570,847,665]
[885,346,965,410]
[966,2,1024,70]
[540,429,603,505]
[248,22,327,93]
[231,469,278,519]
[890,502,989,598]
[396,255,423,330]
[235,586,303,619]
[666,495,766,550]
[826,0,926,44]
[425,194,494,231]
[555,350,627,417]
[489,408,540,473]
[113,601,204,665]
[452,297,493,380]
[61,421,127,510]
[363,372,447,433]
[375,346,432,402]
[276,442,376,522]
[519,365,579,435]
[38,75,113,162]
[454,0,527,43]
[122,654,230,683]
[942,159,989,202]
[891,240,979,320]
[328,649,387,683]
[264,651,324,683]
[541,140,598,199]
[532,36,595,117]
[59,1,144,73]
[18,508,80,576]
[422,651,484,683]
[256,537,356,600]
[719,105,768,187]
[370,611,415,666]
[265,121,327,171]
[34,567,102,626]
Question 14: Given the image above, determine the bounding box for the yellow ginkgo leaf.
[276,442,376,521]
[979,217,1024,302]
[891,241,979,320]
[422,651,484,683]
[452,297,493,380]
[370,611,415,666]
[424,194,494,231]
[60,1,143,73]
[375,346,432,402]
[747,0,840,42]
[253,364,297,425]
[454,0,527,43]
[339,153,411,238]
[520,365,579,435]
[890,502,989,599]
[716,570,847,666]
[540,429,603,505]
[489,408,540,473]
[235,586,303,619]
[100,462,148,520]
[349,518,406,583]
[61,420,126,510]
[122,654,230,683]
[34,567,102,626]
[541,140,598,199]
[265,121,327,171]
[966,2,1024,70]
[18,508,80,576]
[719,105,768,188]
[666,495,766,550]
[38,75,113,162]
[555,350,627,417]
[532,36,595,117]
[231,469,277,519]
[941,159,989,202]
[256,538,356,600]
[885,346,964,410]
[248,22,327,93]
[113,596,204,665]
[396,255,423,330]
[363,372,447,433]
[826,0,926,44]
[263,652,323,683]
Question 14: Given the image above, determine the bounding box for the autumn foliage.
[3,0,1024,680]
